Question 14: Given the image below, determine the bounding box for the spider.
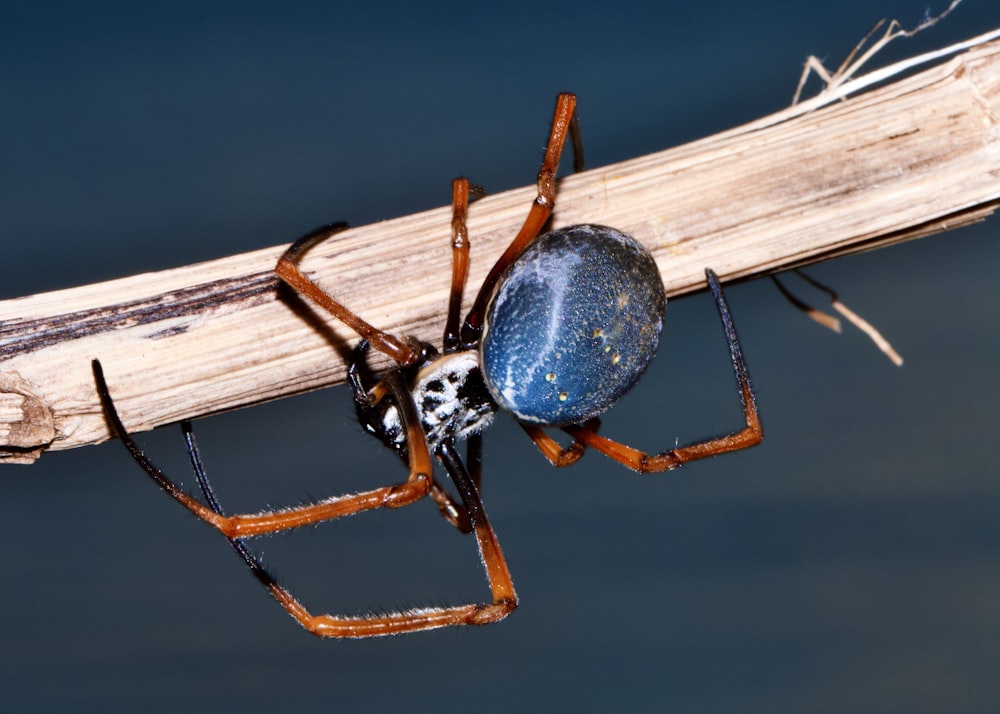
[92,92,763,638]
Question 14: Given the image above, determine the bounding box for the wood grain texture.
[2,34,999,462]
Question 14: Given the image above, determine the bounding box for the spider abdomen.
[480,224,666,426]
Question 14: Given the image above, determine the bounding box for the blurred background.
[3,1,1000,711]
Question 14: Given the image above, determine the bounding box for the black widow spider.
[93,92,763,638]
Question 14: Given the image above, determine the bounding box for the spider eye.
[479,224,666,425]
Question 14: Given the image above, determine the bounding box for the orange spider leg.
[275,223,424,367]
[245,379,515,636]
[443,177,472,350]
[93,360,432,538]
[520,417,601,467]
[462,92,578,342]
[94,359,516,637]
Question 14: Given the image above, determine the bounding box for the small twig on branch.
[1,28,1000,463]
[792,0,965,104]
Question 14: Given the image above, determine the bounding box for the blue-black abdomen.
[480,224,666,425]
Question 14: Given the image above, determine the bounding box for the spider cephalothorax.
[350,342,498,457]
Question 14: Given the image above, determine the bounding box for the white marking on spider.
[380,351,497,452]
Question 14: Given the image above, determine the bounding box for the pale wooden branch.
[2,32,1000,463]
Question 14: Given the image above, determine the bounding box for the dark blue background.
[3,1,1000,711]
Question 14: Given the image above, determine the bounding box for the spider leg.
[94,359,514,637]
[568,107,584,173]
[466,433,483,493]
[426,479,472,533]
[275,223,424,367]
[93,359,432,539]
[462,92,578,343]
[436,177,485,524]
[182,420,223,513]
[436,438,516,609]
[520,418,601,467]
[423,432,489,534]
[443,178,472,351]
[560,269,763,472]
[182,419,275,597]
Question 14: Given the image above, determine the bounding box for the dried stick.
[2,31,1000,463]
